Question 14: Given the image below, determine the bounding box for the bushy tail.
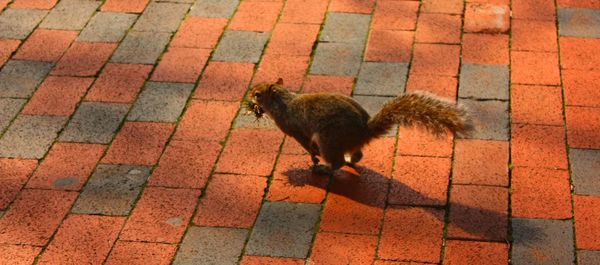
[367,92,474,138]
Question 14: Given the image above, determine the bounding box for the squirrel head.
[248,78,290,116]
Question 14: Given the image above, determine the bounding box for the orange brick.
[0,245,42,265]
[267,154,328,203]
[253,54,310,91]
[267,23,320,56]
[171,17,227,49]
[12,0,58,9]
[453,139,509,186]
[512,167,572,219]
[563,70,600,107]
[444,241,509,265]
[0,0,9,11]
[566,106,600,149]
[22,76,94,116]
[51,42,117,77]
[511,51,561,85]
[372,0,419,30]
[86,63,152,103]
[310,232,378,264]
[151,47,210,83]
[173,100,239,142]
[302,75,354,95]
[105,241,177,265]
[240,256,304,265]
[406,74,457,99]
[14,29,77,62]
[574,195,600,250]
[217,128,283,176]
[279,0,328,24]
[101,0,149,13]
[415,13,462,44]
[511,124,568,169]
[346,137,395,181]
[558,0,600,8]
[512,19,557,52]
[229,1,282,32]
[0,158,37,209]
[422,0,463,14]
[0,39,20,66]
[280,136,309,155]
[365,30,413,63]
[102,122,174,166]
[462,33,509,65]
[511,85,564,125]
[397,127,453,157]
[513,0,556,21]
[194,62,255,101]
[560,37,600,70]
[329,0,375,14]
[410,44,460,76]
[374,261,430,265]
[464,3,510,33]
[390,156,450,206]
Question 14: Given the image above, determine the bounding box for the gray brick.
[353,95,397,136]
[173,226,248,265]
[190,0,239,18]
[569,149,600,195]
[320,13,371,44]
[459,64,509,100]
[111,31,172,64]
[354,62,408,96]
[310,42,363,76]
[246,202,320,258]
[71,165,150,215]
[458,99,509,140]
[0,115,67,159]
[0,98,26,132]
[77,12,138,42]
[60,102,129,144]
[133,2,190,33]
[558,8,600,38]
[512,218,574,265]
[579,250,600,265]
[0,60,53,98]
[212,31,269,63]
[39,0,101,30]
[128,82,193,122]
[0,9,48,39]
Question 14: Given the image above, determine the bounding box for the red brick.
[279,0,328,24]
[462,33,509,65]
[511,51,561,85]
[422,0,463,14]
[105,241,177,265]
[0,189,77,245]
[453,139,508,186]
[194,62,254,101]
[26,143,105,191]
[0,0,8,11]
[174,100,239,142]
[513,0,556,20]
[12,0,58,9]
[410,44,460,76]
[567,106,600,149]
[51,42,117,77]
[102,122,174,166]
[447,185,507,241]
[350,137,395,181]
[280,136,309,154]
[574,195,600,250]
[464,3,510,33]
[217,128,283,175]
[563,70,600,107]
[302,75,354,95]
[406,74,457,100]
[560,37,600,70]
[120,187,200,243]
[379,207,444,262]
[0,245,42,265]
[229,1,282,32]
[397,127,453,157]
[38,215,124,265]
[267,154,328,203]
[0,39,20,66]
[444,240,509,265]
[511,85,564,125]
[511,124,568,169]
[374,261,430,265]
[240,256,305,265]
[512,167,572,219]
[14,29,76,62]
[415,13,461,44]
[0,158,37,209]
[470,0,510,4]
[310,232,378,264]
[86,63,152,103]
[329,0,375,14]
[365,30,413,63]
[253,54,309,91]
[267,23,319,56]
[101,0,149,13]
[149,140,222,189]
[372,0,419,30]
[194,174,266,228]
[558,0,600,8]
[171,17,227,49]
[22,76,94,116]
[389,156,450,206]
[512,19,557,52]
[151,47,210,83]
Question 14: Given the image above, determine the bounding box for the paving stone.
[128,82,194,123]
[320,12,371,44]
[511,51,561,85]
[190,0,238,18]
[194,61,255,101]
[101,0,149,13]
[0,245,41,265]
[511,124,569,169]
[462,33,509,65]
[0,98,26,132]
[579,250,600,265]
[453,139,509,186]
[151,47,210,83]
[372,0,419,30]
[353,95,396,136]
[310,42,363,76]
[60,102,129,144]
[85,63,153,104]
[309,232,378,264]
[410,43,461,76]
[458,99,509,141]
[22,76,94,116]
[173,227,248,265]
[51,42,116,77]
[0,115,66,159]
[558,8,600,38]
[173,100,239,142]
[459,64,509,100]
[560,37,600,71]
[464,3,510,33]
[0,39,20,66]
[390,156,450,206]
[574,195,600,250]
[111,31,172,64]
[240,256,305,265]
[512,19,558,52]
[397,127,454,157]
[511,85,564,126]
[512,218,574,265]
[365,29,413,63]
[511,167,572,219]
[513,0,556,21]
[566,106,600,149]
[570,149,600,195]
[133,2,190,33]
[216,129,283,176]
[267,154,328,204]
[279,0,328,24]
[72,165,150,215]
[0,60,53,98]
[77,12,138,42]
[14,29,78,62]
[102,122,174,166]
[444,241,508,265]
[171,17,228,49]
[233,108,277,129]
[246,201,321,258]
[354,62,408,96]
[39,0,101,30]
[212,31,269,63]
[415,13,462,44]
[252,54,309,91]
[0,158,37,209]
[0,9,48,39]
[105,241,178,265]
[229,1,282,32]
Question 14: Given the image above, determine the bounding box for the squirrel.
[247,78,474,175]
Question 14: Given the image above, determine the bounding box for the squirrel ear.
[276,78,284,85]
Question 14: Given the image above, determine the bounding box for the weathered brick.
[194,61,255,101]
[72,165,150,215]
[0,39,20,66]
[406,74,457,99]
[51,42,117,77]
[102,122,174,166]
[453,139,509,186]
[267,154,328,203]
[512,51,561,85]
[39,0,101,30]
[217,128,283,175]
[566,106,600,149]
[462,33,509,65]
[302,75,355,95]
[512,167,572,219]
[579,250,600,265]
[0,60,53,98]
[511,124,568,169]
[570,149,600,195]
[0,158,37,209]
[229,1,282,32]
[37,215,124,265]
[189,0,238,18]
[415,13,461,44]
[240,256,305,265]
[563,70,600,107]
[372,0,419,30]
[0,98,26,132]
[128,82,193,123]
[575,195,600,250]
[354,62,407,96]
[279,0,327,24]
[0,245,41,265]
[133,2,190,32]
[253,54,310,91]
[173,100,239,142]
[389,156,450,206]
[213,31,269,63]
[459,64,509,100]
[309,232,378,264]
[12,0,58,9]
[111,31,172,64]
[512,85,564,126]
[365,30,413,63]
[246,202,321,258]
[560,37,600,70]
[106,241,177,265]
[512,218,574,264]
[86,63,152,103]
[173,226,248,265]
[444,241,508,265]
[310,42,363,76]
[410,44,460,76]
[422,0,463,14]
[329,0,374,14]
[14,29,77,62]
[320,12,371,44]
[101,0,149,13]
[268,23,319,56]
[60,102,128,144]
[22,76,94,116]
[78,12,138,42]
[512,19,558,52]
[0,9,48,39]
[513,0,556,20]
[464,3,510,33]
[458,99,509,141]
[0,115,67,159]
[171,17,227,49]
[397,127,453,157]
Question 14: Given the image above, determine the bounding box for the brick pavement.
[0,0,598,264]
